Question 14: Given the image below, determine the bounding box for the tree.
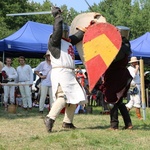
[0,18,13,39]
[90,0,150,40]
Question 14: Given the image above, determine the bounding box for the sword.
[6,3,55,16]
[6,11,52,16]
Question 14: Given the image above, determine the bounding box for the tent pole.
[140,58,146,120]
[2,51,5,67]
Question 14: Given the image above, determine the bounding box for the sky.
[32,0,101,12]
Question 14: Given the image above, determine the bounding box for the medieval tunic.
[48,11,87,105]
[16,64,33,108]
[99,37,133,129]
[101,56,132,103]
[50,39,86,104]
[2,66,18,104]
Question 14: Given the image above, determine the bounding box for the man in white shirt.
[126,57,142,119]
[16,56,33,110]
[2,57,17,111]
[34,50,53,113]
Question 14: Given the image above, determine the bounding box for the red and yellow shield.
[83,22,122,91]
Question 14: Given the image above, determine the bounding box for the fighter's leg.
[62,104,77,128]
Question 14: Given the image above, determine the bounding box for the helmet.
[116,26,130,39]
[62,22,69,39]
[107,103,114,110]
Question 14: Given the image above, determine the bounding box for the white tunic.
[50,39,86,104]
[2,66,17,81]
[16,64,33,84]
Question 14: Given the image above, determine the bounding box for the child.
[15,87,22,107]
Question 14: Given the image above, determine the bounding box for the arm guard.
[69,30,84,46]
[48,15,63,59]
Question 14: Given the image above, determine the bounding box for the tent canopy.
[0,21,81,60]
[0,21,53,57]
[130,32,150,57]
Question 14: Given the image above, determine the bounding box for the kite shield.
[70,12,106,63]
[83,22,122,91]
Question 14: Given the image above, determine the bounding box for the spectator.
[15,86,22,107]
[126,57,142,119]
[16,56,33,110]
[76,68,86,87]
[2,58,17,111]
[34,50,53,113]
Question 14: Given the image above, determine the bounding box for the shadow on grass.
[81,124,150,131]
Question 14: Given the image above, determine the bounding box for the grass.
[0,105,150,150]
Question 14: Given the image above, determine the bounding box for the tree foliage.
[91,0,150,40]
[0,0,150,67]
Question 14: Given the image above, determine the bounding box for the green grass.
[0,106,150,150]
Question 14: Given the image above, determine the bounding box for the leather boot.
[136,108,142,120]
[62,122,76,129]
[44,117,55,132]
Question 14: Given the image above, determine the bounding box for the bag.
[129,86,139,95]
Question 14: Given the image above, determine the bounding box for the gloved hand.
[52,7,62,18]
[2,71,8,79]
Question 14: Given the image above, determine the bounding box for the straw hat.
[129,57,139,63]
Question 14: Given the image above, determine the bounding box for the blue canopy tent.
[0,21,52,58]
[0,21,81,61]
[130,32,150,57]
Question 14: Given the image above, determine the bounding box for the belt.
[19,80,29,82]
[9,79,14,82]
[2,79,14,83]
[52,66,74,70]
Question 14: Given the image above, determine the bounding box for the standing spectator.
[16,56,33,110]
[76,68,86,87]
[126,57,142,119]
[34,50,53,113]
[44,7,88,132]
[2,58,17,111]
[100,35,133,130]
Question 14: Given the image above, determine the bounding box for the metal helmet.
[107,103,114,110]
[62,22,69,39]
[116,26,130,39]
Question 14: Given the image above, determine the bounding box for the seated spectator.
[15,87,22,107]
